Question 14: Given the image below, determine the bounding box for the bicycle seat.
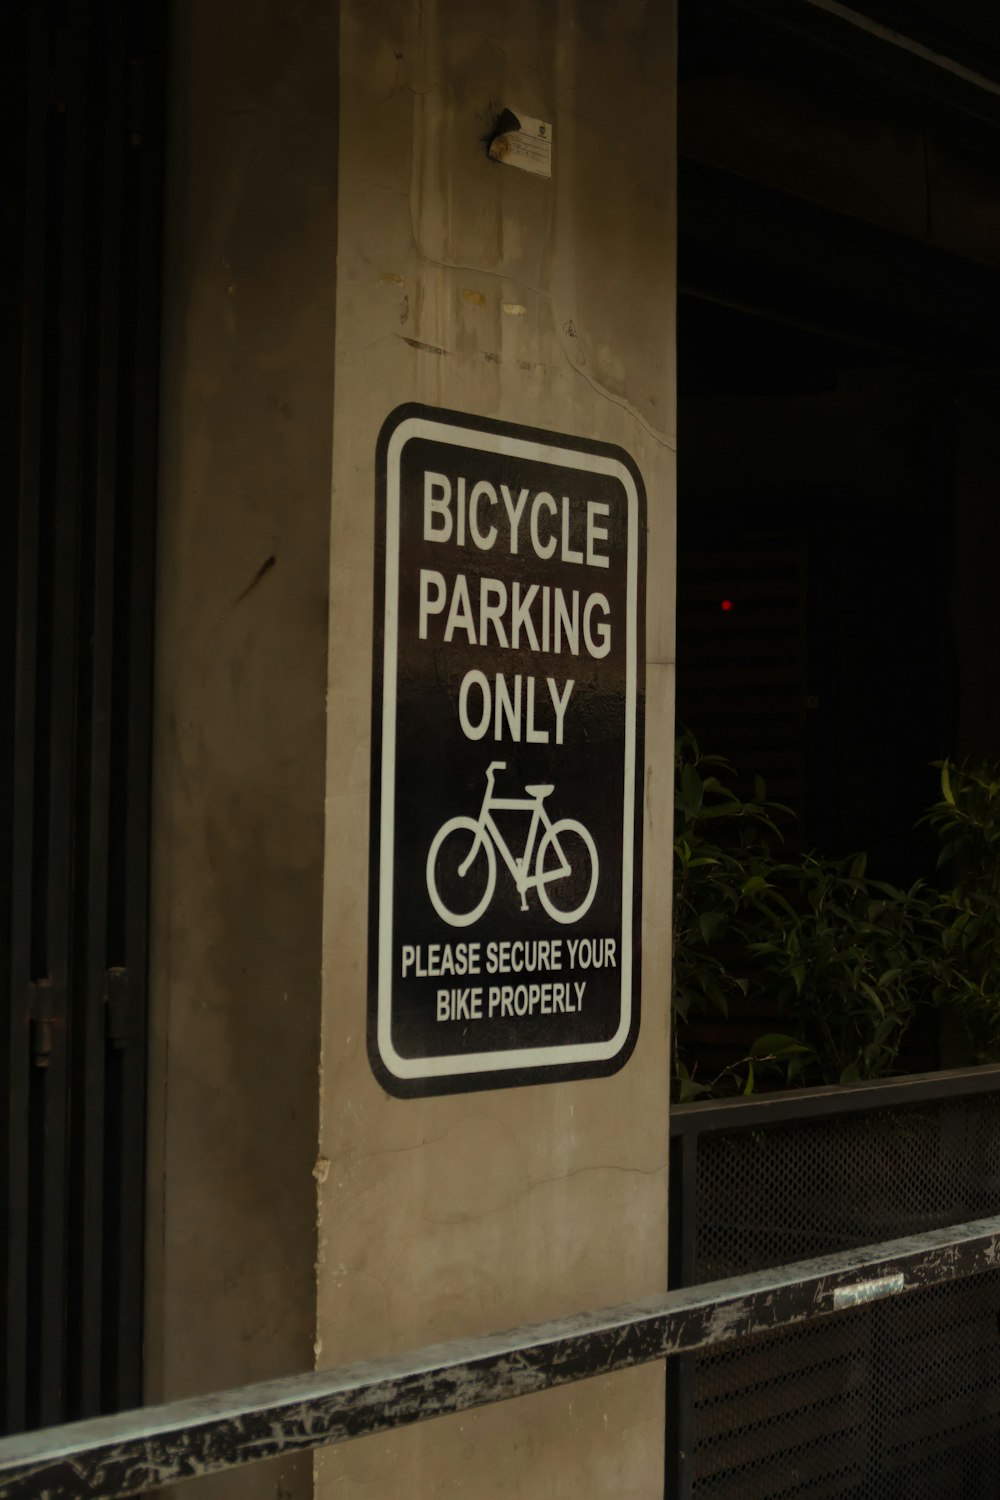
[525,783,554,799]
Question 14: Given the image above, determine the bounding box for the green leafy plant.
[672,733,951,1099]
[746,853,934,1085]
[672,732,813,1098]
[922,759,1000,1061]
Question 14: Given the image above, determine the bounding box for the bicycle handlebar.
[486,761,506,778]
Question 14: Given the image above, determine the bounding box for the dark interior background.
[2,0,164,1436]
[675,0,1000,1069]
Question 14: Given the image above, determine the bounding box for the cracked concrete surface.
[318,1,676,1497]
[147,0,675,1494]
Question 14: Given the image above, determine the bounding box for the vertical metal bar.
[30,3,91,1430]
[2,0,50,1438]
[67,0,126,1423]
[102,0,166,1414]
[664,1130,699,1500]
[672,1131,700,1286]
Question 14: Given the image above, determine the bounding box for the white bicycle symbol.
[426,761,599,928]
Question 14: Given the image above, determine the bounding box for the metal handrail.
[3,1215,1000,1500]
[670,1061,1000,1135]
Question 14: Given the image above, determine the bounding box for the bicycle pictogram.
[426,761,599,928]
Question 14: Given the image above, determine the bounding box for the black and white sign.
[368,405,646,1096]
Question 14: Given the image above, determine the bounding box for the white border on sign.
[378,416,639,1080]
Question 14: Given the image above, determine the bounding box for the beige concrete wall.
[147,4,337,1497]
[318,2,676,1497]
[151,2,674,1495]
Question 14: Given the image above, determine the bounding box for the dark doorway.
[2,1,165,1434]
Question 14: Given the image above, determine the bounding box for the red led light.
[720,598,734,612]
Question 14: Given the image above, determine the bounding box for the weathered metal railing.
[2,1215,999,1499]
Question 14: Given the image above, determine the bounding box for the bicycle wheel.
[426,816,496,927]
[535,819,599,924]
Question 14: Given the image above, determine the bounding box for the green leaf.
[703,977,729,1017]
[698,909,728,943]
[742,874,769,896]
[680,763,704,814]
[700,800,744,819]
[858,982,884,1012]
[743,1061,755,1095]
[941,760,955,805]
[749,1032,812,1059]
[850,852,867,880]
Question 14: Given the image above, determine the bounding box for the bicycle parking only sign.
[369,405,645,1095]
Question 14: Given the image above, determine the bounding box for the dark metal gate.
[2,0,165,1436]
[667,1067,1000,1499]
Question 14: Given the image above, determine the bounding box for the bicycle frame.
[458,763,570,907]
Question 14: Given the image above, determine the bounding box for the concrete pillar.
[317,1,675,1496]
[149,1,675,1496]
[147,4,337,1497]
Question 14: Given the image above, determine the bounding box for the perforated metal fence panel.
[669,1079,1000,1499]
